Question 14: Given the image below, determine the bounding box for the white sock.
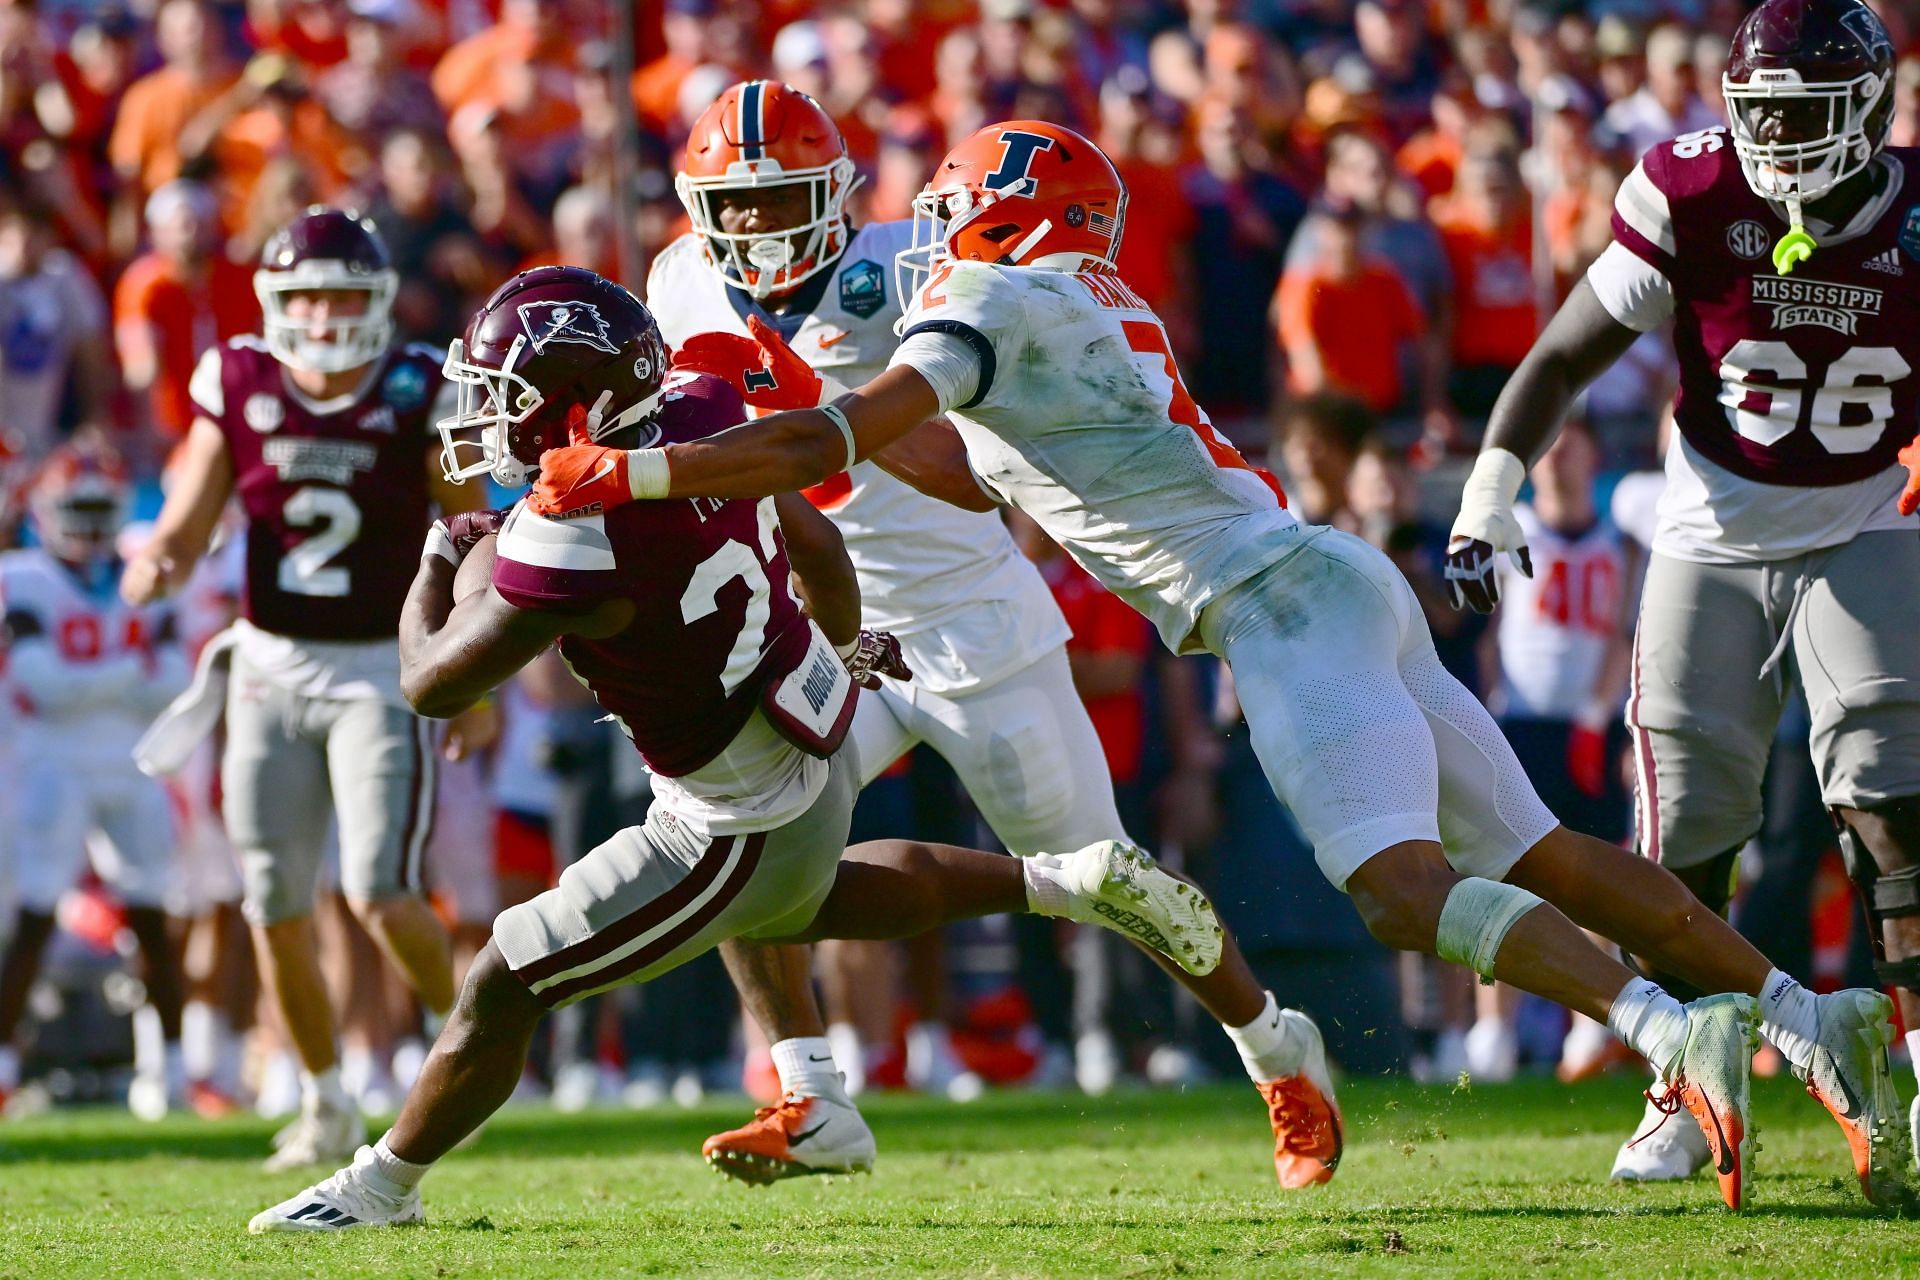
[181,1002,228,1083]
[1607,979,1690,1080]
[132,1005,165,1079]
[369,1134,431,1192]
[0,1044,18,1090]
[1022,855,1075,918]
[825,1023,867,1097]
[301,1066,352,1111]
[1756,968,1820,1074]
[1223,991,1303,1083]
[769,1036,847,1101]
[1906,1030,1920,1089]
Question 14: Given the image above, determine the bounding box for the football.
[454,532,498,603]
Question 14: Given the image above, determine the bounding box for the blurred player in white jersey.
[1449,0,1917,1204]
[538,118,1903,1211]
[0,443,191,1118]
[1474,419,1636,1083]
[647,80,1316,1185]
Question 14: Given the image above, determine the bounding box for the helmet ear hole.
[980,224,1023,243]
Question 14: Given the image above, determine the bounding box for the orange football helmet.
[29,440,130,564]
[676,80,860,300]
[896,120,1129,306]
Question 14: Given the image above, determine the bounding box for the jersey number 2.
[279,487,362,598]
[678,501,781,695]
[1120,321,1287,501]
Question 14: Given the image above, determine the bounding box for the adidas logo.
[1864,248,1904,276]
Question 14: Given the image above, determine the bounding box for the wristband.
[627,448,671,500]
[820,404,857,471]
[423,523,459,565]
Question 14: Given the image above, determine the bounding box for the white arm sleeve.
[1586,241,1675,333]
[888,330,982,416]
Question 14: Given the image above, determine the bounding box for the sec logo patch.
[243,393,284,433]
[1727,220,1770,260]
[839,258,885,320]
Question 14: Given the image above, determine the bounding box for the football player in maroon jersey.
[1448,0,1915,1206]
[247,266,1227,1232]
[122,208,490,1170]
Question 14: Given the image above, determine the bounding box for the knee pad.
[1435,878,1544,982]
[1836,810,1920,991]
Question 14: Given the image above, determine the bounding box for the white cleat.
[249,1145,422,1233]
[263,1094,367,1172]
[1797,988,1915,1209]
[1041,841,1224,976]
[1909,1094,1919,1173]
[1075,1029,1120,1096]
[1612,1089,1711,1182]
[1464,1017,1518,1084]
[701,1092,878,1185]
[127,1074,172,1123]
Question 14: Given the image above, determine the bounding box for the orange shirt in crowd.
[1433,207,1536,369]
[1111,157,1194,311]
[1043,558,1152,785]
[213,101,360,225]
[1396,128,1461,200]
[1274,260,1425,414]
[108,66,242,193]
[113,252,259,437]
[632,52,695,136]
[432,21,572,115]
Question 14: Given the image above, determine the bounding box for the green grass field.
[2,1074,1915,1278]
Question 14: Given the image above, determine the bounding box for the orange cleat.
[187,1080,241,1119]
[701,1092,876,1186]
[1653,993,1759,1211]
[1256,1008,1343,1189]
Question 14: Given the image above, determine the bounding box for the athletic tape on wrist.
[627,448,671,501]
[1453,448,1528,540]
[422,523,458,565]
[820,404,857,471]
[1434,878,1544,981]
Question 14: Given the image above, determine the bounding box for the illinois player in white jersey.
[537,119,1905,1211]
[246,266,1225,1233]
[0,443,191,1118]
[1448,0,1917,1203]
[649,80,1319,1185]
[122,208,486,1170]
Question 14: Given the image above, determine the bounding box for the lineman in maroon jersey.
[1448,0,1914,1206]
[247,266,1225,1231]
[123,208,489,1171]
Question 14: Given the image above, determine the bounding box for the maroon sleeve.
[490,504,621,616]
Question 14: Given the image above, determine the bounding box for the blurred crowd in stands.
[0,0,1910,1112]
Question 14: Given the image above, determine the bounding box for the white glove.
[1445,448,1531,613]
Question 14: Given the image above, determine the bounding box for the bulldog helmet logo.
[517,300,619,354]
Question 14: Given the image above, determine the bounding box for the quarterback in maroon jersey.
[247,266,1225,1231]
[1449,0,1914,1206]
[123,207,486,1171]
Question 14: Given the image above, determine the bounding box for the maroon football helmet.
[439,266,670,487]
[254,206,398,374]
[1723,0,1895,209]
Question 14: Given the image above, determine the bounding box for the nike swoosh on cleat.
[791,1121,830,1145]
[1821,1055,1864,1120]
[1706,1104,1737,1176]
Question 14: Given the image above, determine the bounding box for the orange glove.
[530,444,630,517]
[673,315,824,412]
[1899,435,1920,516]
